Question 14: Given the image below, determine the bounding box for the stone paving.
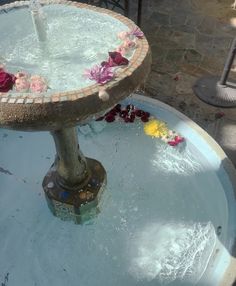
[133,0,236,165]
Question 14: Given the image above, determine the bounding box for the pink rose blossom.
[116,45,129,56]
[123,39,136,49]
[106,52,129,67]
[15,72,30,92]
[15,72,30,79]
[117,31,130,40]
[129,27,144,39]
[30,75,48,93]
[84,64,114,85]
[15,77,30,92]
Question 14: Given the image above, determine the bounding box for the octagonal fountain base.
[43,157,106,224]
[0,94,236,286]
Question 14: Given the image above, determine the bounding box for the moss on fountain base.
[42,157,106,224]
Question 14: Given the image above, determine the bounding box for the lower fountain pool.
[0,94,235,286]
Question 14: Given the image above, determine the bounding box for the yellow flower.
[144,119,168,138]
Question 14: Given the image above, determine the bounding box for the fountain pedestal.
[0,0,151,223]
[43,127,106,223]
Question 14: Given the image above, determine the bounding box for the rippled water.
[0,4,129,93]
[0,98,229,286]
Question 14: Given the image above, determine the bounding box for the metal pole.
[219,36,236,85]
[124,0,129,17]
[137,0,143,27]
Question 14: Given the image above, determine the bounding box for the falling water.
[29,0,47,42]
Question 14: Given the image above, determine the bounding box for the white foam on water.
[152,144,203,176]
[128,222,216,284]
[0,112,228,286]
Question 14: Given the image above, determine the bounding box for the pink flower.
[0,69,15,92]
[117,31,130,40]
[84,64,114,85]
[129,27,144,39]
[116,45,129,56]
[15,72,29,79]
[175,135,184,143]
[116,39,136,56]
[15,72,30,92]
[15,77,30,92]
[107,52,129,67]
[168,135,184,147]
[30,75,48,93]
[123,39,136,49]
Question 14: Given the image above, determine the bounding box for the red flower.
[0,70,15,92]
[168,136,184,146]
[135,109,144,117]
[120,110,128,118]
[105,114,115,122]
[168,140,178,147]
[141,115,149,122]
[126,104,135,111]
[175,135,184,144]
[114,104,121,112]
[141,112,150,122]
[107,52,129,67]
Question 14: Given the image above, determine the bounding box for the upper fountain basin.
[0,0,151,131]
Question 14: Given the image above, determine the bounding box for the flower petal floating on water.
[117,31,130,40]
[107,52,129,67]
[15,72,30,92]
[144,119,169,138]
[0,69,15,92]
[84,64,114,85]
[116,45,129,56]
[15,77,30,92]
[105,113,116,123]
[129,27,144,39]
[30,75,48,93]
[123,39,137,49]
[168,135,185,147]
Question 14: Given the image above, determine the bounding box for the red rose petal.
[108,52,129,67]
[0,71,15,92]
[105,114,115,122]
[168,140,178,146]
[124,117,131,123]
[126,104,135,112]
[114,104,121,112]
[120,110,128,118]
[109,109,117,116]
[141,115,149,122]
[174,136,184,143]
[135,109,145,117]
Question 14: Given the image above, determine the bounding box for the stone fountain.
[0,0,151,223]
[0,1,236,285]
